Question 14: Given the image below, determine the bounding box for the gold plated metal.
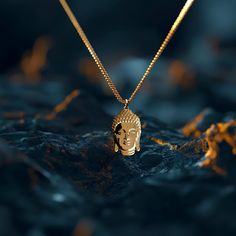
[112,108,141,156]
[59,0,194,105]
[59,0,195,156]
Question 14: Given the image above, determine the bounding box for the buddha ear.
[114,143,119,152]
[136,140,140,152]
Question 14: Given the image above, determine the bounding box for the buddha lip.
[124,141,130,145]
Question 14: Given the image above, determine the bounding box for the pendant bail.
[124,99,129,109]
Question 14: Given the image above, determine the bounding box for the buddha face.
[112,108,141,156]
[114,123,140,154]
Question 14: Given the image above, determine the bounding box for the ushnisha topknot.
[112,108,141,132]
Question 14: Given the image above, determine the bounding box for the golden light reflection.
[21,36,51,82]
[11,36,51,83]
[73,220,93,236]
[45,89,80,120]
[201,120,236,175]
[181,111,205,137]
[3,111,25,120]
[169,60,196,89]
[79,58,102,83]
[150,137,178,150]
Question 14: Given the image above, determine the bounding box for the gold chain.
[59,0,194,105]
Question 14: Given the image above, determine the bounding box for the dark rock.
[0,76,236,236]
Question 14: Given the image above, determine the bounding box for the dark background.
[0,0,235,127]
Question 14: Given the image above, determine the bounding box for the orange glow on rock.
[45,89,80,120]
[169,60,196,90]
[181,111,205,137]
[201,120,236,175]
[12,36,52,83]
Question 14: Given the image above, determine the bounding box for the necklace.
[59,0,195,156]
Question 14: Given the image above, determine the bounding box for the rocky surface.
[0,77,236,236]
[1,1,236,234]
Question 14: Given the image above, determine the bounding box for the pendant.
[112,108,141,156]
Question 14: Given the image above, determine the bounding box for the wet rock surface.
[0,79,236,236]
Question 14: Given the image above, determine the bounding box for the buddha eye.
[130,129,136,134]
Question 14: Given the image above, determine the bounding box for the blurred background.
[0,0,236,127]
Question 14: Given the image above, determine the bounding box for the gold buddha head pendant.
[112,108,141,156]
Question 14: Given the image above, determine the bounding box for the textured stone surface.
[0,79,236,236]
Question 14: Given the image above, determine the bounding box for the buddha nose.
[124,133,129,140]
